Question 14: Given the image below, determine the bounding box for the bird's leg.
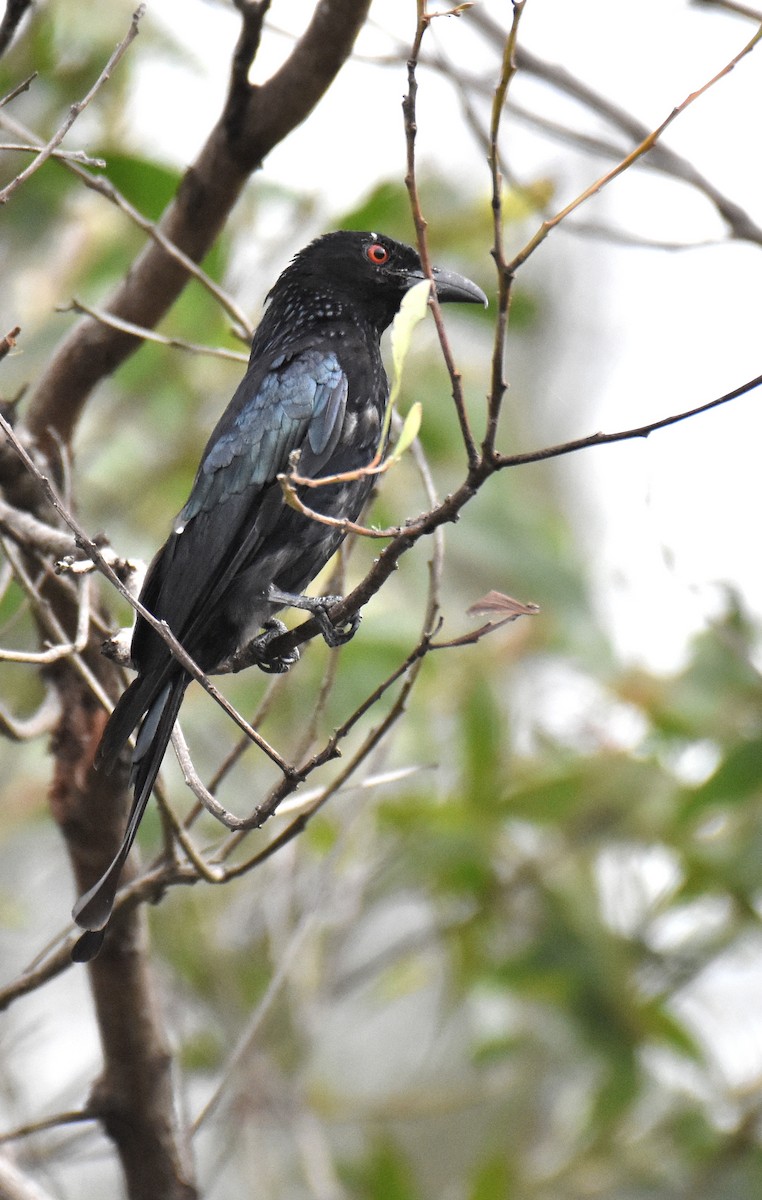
[267,584,361,648]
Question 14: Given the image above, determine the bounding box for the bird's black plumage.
[72,231,486,958]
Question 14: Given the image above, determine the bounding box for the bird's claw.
[267,584,361,649]
[312,595,361,648]
[250,619,300,674]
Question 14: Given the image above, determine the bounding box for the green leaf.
[390,401,422,462]
[681,736,762,815]
[96,153,182,221]
[342,1139,421,1200]
[469,1157,513,1200]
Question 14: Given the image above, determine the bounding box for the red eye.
[366,243,389,266]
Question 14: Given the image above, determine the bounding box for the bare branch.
[0,494,78,558]
[499,20,762,245]
[0,141,106,167]
[0,72,36,108]
[0,687,61,741]
[277,470,407,539]
[0,408,297,777]
[403,5,479,468]
[693,0,762,20]
[506,21,762,273]
[22,0,374,453]
[59,299,248,363]
[171,724,255,833]
[0,110,256,340]
[494,372,762,468]
[484,1,525,456]
[0,1109,93,1147]
[0,6,145,205]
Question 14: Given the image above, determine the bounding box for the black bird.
[72,231,486,959]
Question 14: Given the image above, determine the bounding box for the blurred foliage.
[1,4,762,1200]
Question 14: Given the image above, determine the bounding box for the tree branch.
[468,10,762,246]
[493,372,762,468]
[0,6,144,206]
[403,3,479,469]
[22,0,374,455]
[505,20,762,274]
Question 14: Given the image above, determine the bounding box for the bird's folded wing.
[179,347,348,521]
[133,347,349,662]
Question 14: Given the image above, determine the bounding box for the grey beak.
[430,265,488,307]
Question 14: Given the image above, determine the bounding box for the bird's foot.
[268,585,361,649]
[311,595,362,647]
[249,618,301,674]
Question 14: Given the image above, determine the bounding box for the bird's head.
[269,230,487,333]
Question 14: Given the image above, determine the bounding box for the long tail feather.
[72,675,188,955]
[95,673,161,774]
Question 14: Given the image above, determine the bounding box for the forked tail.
[72,674,188,961]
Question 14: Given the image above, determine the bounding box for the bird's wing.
[133,347,349,666]
[179,346,348,524]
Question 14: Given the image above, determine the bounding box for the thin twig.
[0,73,36,109]
[494,372,762,468]
[1,537,110,710]
[0,111,255,339]
[506,21,762,272]
[59,300,249,362]
[278,470,409,539]
[0,410,296,778]
[0,1109,95,1146]
[484,1,525,457]
[0,688,61,741]
[405,16,477,470]
[0,6,145,205]
[0,142,106,167]
[171,724,256,833]
[403,3,479,469]
[465,13,762,245]
[692,0,762,20]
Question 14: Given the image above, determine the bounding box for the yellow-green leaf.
[390,401,422,462]
[376,278,431,457]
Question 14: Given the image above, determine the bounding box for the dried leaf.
[467,590,540,619]
[0,326,20,361]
